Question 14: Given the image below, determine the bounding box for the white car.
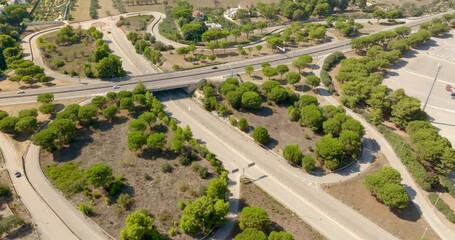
[113,85,120,89]
[16,90,25,94]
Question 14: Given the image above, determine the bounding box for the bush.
[198,167,209,179]
[79,204,94,216]
[239,206,270,231]
[440,176,455,198]
[0,215,25,234]
[429,193,455,223]
[283,144,303,165]
[320,69,332,87]
[0,184,11,199]
[161,162,173,173]
[302,155,315,171]
[45,163,86,196]
[238,118,249,132]
[322,52,345,71]
[117,193,133,209]
[252,126,270,145]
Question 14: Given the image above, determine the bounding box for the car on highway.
[113,85,120,89]
[16,90,25,94]
[14,171,21,178]
[211,66,218,70]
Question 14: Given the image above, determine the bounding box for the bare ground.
[231,178,325,239]
[98,0,120,18]
[40,110,218,239]
[323,153,440,240]
[71,0,91,21]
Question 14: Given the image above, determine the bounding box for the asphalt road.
[157,90,398,240]
[0,133,77,240]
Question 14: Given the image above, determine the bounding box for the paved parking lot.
[383,30,455,146]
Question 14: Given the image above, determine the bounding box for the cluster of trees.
[282,144,315,171]
[0,108,38,135]
[372,8,402,24]
[235,205,294,240]
[255,0,350,21]
[90,0,100,19]
[126,23,172,65]
[405,121,455,176]
[8,59,48,86]
[179,174,229,234]
[0,34,23,74]
[333,16,363,37]
[55,25,83,45]
[364,167,409,209]
[287,96,364,170]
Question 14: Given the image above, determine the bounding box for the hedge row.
[429,193,455,223]
[322,51,345,71]
[376,124,437,191]
[440,176,455,199]
[320,69,332,87]
[89,0,99,19]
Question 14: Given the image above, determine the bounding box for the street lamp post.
[420,227,428,240]
[422,62,442,112]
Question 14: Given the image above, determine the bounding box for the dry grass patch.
[118,14,154,35]
[323,153,440,240]
[71,0,91,21]
[232,178,325,239]
[40,110,218,239]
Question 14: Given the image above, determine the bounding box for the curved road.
[2,9,455,240]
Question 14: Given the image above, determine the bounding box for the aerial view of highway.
[1,0,455,239]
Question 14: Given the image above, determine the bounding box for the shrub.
[322,52,345,71]
[239,206,270,231]
[198,167,209,179]
[238,118,249,132]
[45,163,86,196]
[0,215,25,234]
[283,144,303,165]
[302,155,315,171]
[320,69,332,87]
[117,193,133,209]
[252,126,270,145]
[0,184,11,199]
[161,162,173,173]
[79,204,94,216]
[429,193,455,223]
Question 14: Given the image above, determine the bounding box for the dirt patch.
[323,153,440,240]
[71,0,91,21]
[231,178,325,239]
[118,14,154,35]
[229,101,322,158]
[98,0,120,18]
[40,110,218,239]
[124,3,164,13]
[0,75,77,92]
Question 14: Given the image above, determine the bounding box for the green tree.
[241,91,262,109]
[239,206,270,231]
[138,112,156,127]
[91,96,108,109]
[283,144,303,165]
[18,108,38,118]
[300,105,323,131]
[48,118,76,146]
[128,119,147,132]
[120,97,135,113]
[0,116,19,133]
[39,103,55,115]
[127,131,147,151]
[227,91,243,109]
[102,105,118,121]
[78,105,98,125]
[14,116,37,133]
[339,130,361,158]
[32,128,58,152]
[373,9,386,24]
[85,164,113,187]
[94,55,126,78]
[235,228,267,240]
[147,132,167,150]
[312,3,330,17]
[268,231,295,240]
[322,118,342,137]
[262,66,278,80]
[37,93,54,103]
[120,210,161,240]
[244,65,254,77]
[341,118,364,137]
[206,177,228,200]
[286,72,301,86]
[179,196,229,234]
[292,55,312,73]
[315,135,343,170]
[305,75,320,89]
[302,155,315,171]
[252,126,270,145]
[0,111,8,121]
[276,64,289,79]
[391,96,423,128]
[376,183,409,209]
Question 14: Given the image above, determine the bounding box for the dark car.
[211,66,218,70]
[14,171,21,178]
